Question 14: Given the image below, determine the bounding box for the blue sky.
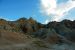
[0,0,75,23]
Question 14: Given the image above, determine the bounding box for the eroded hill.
[0,18,75,50]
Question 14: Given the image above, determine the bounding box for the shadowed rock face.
[0,18,75,44]
[46,20,75,42]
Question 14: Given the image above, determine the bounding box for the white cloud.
[44,20,50,24]
[40,0,75,24]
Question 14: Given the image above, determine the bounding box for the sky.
[0,0,75,24]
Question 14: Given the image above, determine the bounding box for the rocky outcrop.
[46,20,75,42]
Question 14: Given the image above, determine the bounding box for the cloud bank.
[40,0,75,24]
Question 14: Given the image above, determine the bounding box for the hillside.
[0,18,75,50]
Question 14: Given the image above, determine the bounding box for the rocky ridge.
[0,17,75,50]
